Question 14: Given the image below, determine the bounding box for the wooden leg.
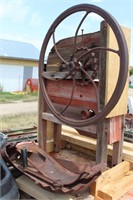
[112,140,123,166]
[96,21,108,167]
[96,119,108,165]
[38,119,47,151]
[38,86,47,151]
[54,124,62,152]
[112,116,125,166]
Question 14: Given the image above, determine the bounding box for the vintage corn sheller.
[38,4,129,163]
[3,4,130,196]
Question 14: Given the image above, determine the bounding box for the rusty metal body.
[46,80,98,119]
[2,142,105,195]
[44,31,101,123]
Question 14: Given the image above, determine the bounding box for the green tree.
[129,68,133,76]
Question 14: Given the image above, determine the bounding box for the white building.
[0,39,39,92]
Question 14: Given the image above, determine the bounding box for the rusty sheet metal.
[108,116,122,144]
[3,141,105,196]
[0,127,37,143]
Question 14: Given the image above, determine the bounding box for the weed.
[0,91,38,103]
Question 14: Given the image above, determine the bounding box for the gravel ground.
[0,101,38,116]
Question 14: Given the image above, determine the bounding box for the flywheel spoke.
[77,46,119,61]
[53,32,67,64]
[73,12,89,57]
[60,73,76,114]
[81,67,100,112]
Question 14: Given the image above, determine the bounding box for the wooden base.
[61,126,133,163]
[18,126,133,199]
[16,161,133,200]
[90,161,133,200]
[16,175,94,200]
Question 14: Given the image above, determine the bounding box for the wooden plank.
[111,115,124,166]
[62,126,133,149]
[94,197,104,200]
[97,170,133,200]
[123,141,133,151]
[61,130,133,163]
[62,131,97,151]
[38,87,47,151]
[62,125,79,135]
[62,125,133,152]
[108,145,133,163]
[16,175,73,200]
[95,21,108,165]
[53,123,62,152]
[17,175,94,200]
[43,112,96,134]
[105,25,131,118]
[46,139,54,153]
[90,161,132,196]
[99,21,107,113]
[47,121,54,140]
[96,120,108,165]
[68,143,96,160]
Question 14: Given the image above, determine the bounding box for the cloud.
[30,11,43,28]
[0,0,44,33]
[0,0,30,23]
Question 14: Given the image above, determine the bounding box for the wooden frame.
[38,22,131,167]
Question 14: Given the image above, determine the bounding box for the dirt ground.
[0,101,38,130]
[0,101,38,116]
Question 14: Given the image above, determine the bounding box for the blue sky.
[0,0,133,65]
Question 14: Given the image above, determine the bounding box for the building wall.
[0,64,24,91]
[33,66,38,79]
[0,60,38,92]
[0,57,38,66]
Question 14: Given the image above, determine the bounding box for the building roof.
[0,39,39,61]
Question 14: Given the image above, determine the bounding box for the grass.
[0,91,38,130]
[0,112,38,130]
[0,91,38,103]
[129,85,133,89]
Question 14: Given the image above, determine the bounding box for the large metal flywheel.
[39,4,128,127]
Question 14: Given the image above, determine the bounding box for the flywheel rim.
[39,4,128,127]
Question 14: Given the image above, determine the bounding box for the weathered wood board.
[105,25,131,118]
[90,161,133,200]
[43,125,133,163]
[17,172,94,200]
